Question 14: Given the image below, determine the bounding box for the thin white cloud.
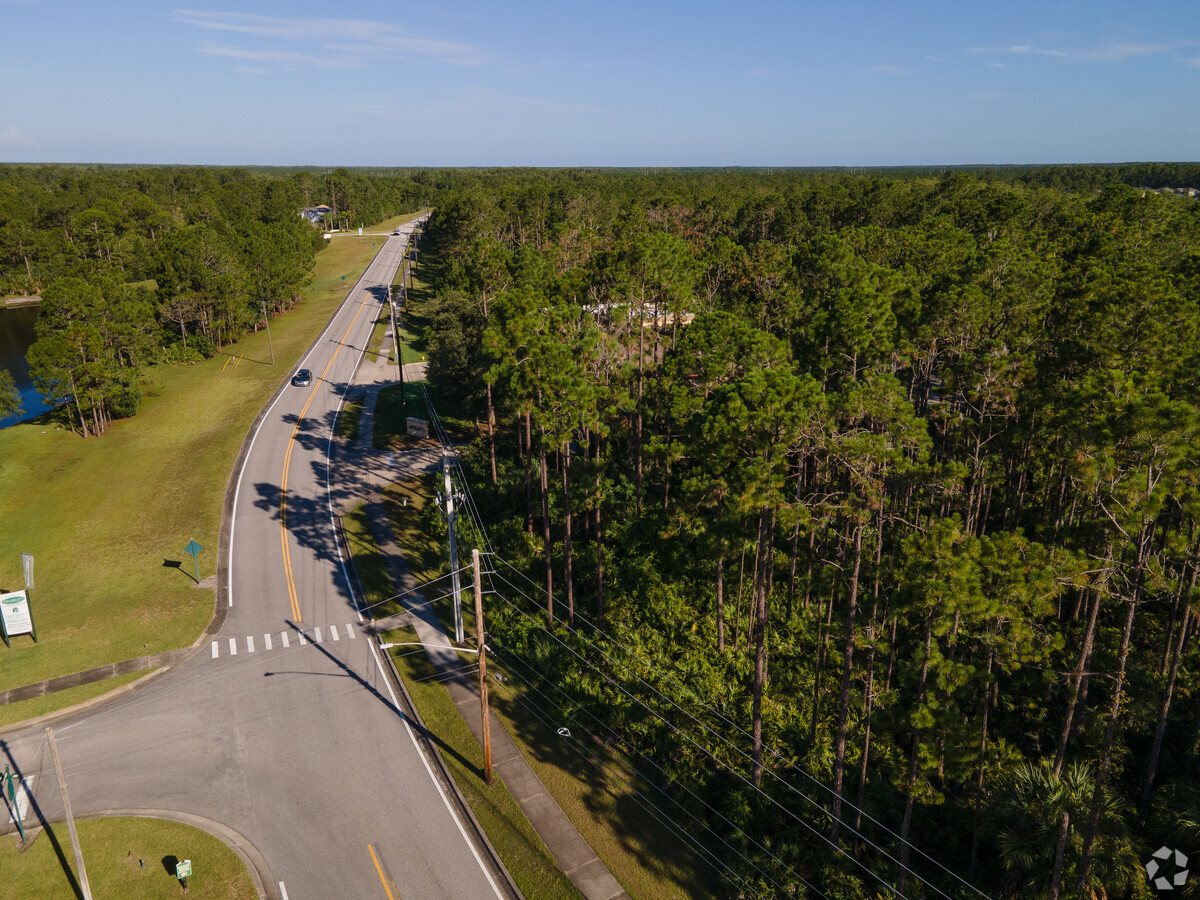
[1074,42,1170,61]
[0,125,34,147]
[236,67,270,75]
[971,40,1194,63]
[986,62,1006,69]
[172,10,481,66]
[867,64,915,76]
[195,41,358,69]
[1187,57,1200,68]
[970,45,1068,57]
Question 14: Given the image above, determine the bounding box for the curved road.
[1,221,509,899]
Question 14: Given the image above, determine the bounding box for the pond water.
[0,305,54,428]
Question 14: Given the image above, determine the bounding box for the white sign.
[0,591,33,636]
[407,417,429,438]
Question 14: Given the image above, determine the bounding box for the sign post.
[176,858,192,891]
[0,590,36,646]
[20,553,33,590]
[4,764,25,844]
[184,540,203,583]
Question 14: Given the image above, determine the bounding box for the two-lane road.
[2,221,509,899]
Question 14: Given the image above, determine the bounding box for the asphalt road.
[1,221,510,899]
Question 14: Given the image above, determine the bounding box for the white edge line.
[369,641,504,900]
[279,882,289,900]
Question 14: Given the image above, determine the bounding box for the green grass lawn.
[0,211,424,705]
[0,816,255,899]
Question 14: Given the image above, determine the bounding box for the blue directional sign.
[184,540,203,582]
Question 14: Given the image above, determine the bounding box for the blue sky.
[2,0,1197,167]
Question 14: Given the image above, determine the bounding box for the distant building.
[300,204,334,224]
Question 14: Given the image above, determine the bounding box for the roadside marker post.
[184,540,203,583]
[4,764,26,844]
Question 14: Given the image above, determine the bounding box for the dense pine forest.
[414,167,1200,899]
[6,162,1200,898]
[0,164,426,432]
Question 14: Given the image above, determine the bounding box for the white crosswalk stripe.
[206,625,361,658]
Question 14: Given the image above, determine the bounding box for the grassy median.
[0,211,424,709]
[0,816,255,899]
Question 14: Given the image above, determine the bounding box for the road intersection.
[1,220,514,899]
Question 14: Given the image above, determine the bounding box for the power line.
[487,551,992,900]
[482,568,926,900]
[483,643,794,898]
[416,387,990,900]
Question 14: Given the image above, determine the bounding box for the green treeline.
[0,164,425,433]
[417,168,1200,898]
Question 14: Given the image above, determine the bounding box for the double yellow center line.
[279,285,374,623]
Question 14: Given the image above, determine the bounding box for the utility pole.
[46,727,93,900]
[473,549,493,785]
[444,452,464,643]
[388,285,405,411]
[261,301,274,365]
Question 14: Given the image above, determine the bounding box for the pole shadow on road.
[0,740,84,898]
[281,621,483,779]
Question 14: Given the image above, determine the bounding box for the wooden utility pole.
[473,549,494,786]
[46,727,93,900]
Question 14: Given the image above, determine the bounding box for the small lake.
[0,305,54,428]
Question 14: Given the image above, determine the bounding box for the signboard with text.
[0,591,33,637]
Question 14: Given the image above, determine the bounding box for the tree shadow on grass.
[487,665,720,898]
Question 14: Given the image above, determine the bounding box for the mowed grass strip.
[0,669,152,730]
[0,211,424,698]
[0,815,255,900]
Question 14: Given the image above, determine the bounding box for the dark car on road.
[291,368,312,387]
